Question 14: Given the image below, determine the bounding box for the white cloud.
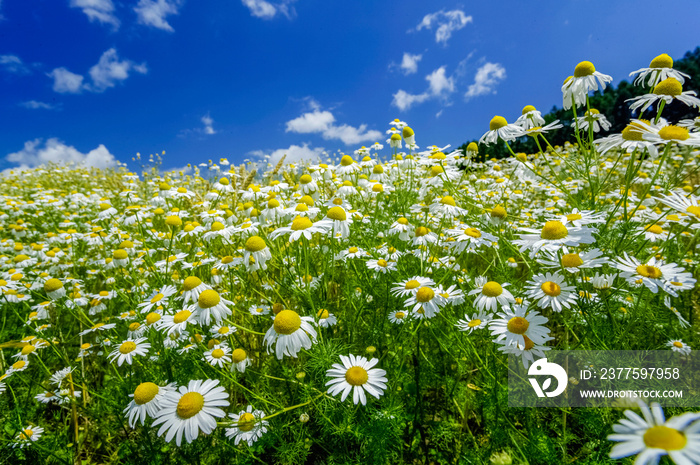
[19,100,58,110]
[241,0,296,19]
[48,68,85,93]
[69,0,120,30]
[465,62,506,100]
[88,48,147,92]
[0,55,30,75]
[392,66,455,111]
[285,109,382,145]
[6,138,117,169]
[400,53,422,75]
[250,142,324,167]
[134,0,182,32]
[416,9,472,45]
[201,114,215,135]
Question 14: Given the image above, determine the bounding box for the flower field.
[1,55,700,464]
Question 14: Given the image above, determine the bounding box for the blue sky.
[1,0,699,173]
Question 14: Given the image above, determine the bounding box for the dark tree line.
[458,47,700,162]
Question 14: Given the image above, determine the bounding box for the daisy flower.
[137,285,177,313]
[562,61,613,110]
[403,285,446,319]
[468,277,515,312]
[316,206,353,239]
[666,340,691,356]
[639,121,700,148]
[225,406,268,446]
[607,401,700,465]
[43,278,65,300]
[190,289,233,326]
[573,108,611,133]
[455,311,490,333]
[524,272,578,313]
[613,253,685,294]
[243,235,272,271]
[657,191,700,225]
[446,225,498,253]
[514,219,596,254]
[498,336,553,369]
[124,381,176,428]
[269,215,329,243]
[153,379,230,446]
[203,344,232,368]
[536,246,608,273]
[12,425,44,449]
[366,258,397,275]
[479,116,525,145]
[390,276,435,298]
[316,308,337,328]
[160,309,196,336]
[388,310,409,324]
[263,309,317,359]
[335,245,370,261]
[325,354,387,406]
[515,105,546,129]
[595,119,660,158]
[629,53,690,88]
[489,305,551,349]
[109,338,151,366]
[231,348,251,373]
[627,78,700,114]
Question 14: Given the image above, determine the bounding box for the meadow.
[0,55,699,464]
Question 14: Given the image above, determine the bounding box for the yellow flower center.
[327,206,347,221]
[211,348,225,359]
[198,289,220,309]
[561,253,583,268]
[232,348,247,363]
[146,312,161,325]
[416,287,434,303]
[291,216,313,231]
[489,116,508,130]
[491,205,507,219]
[211,221,225,232]
[523,334,535,351]
[119,341,137,354]
[113,249,128,260]
[507,317,530,335]
[377,259,388,268]
[650,53,673,68]
[430,165,444,176]
[348,247,358,254]
[415,226,429,237]
[405,280,420,290]
[245,236,266,252]
[482,281,503,297]
[402,126,414,137]
[12,360,26,370]
[397,217,409,225]
[274,310,302,335]
[20,429,34,440]
[340,155,355,166]
[468,319,482,328]
[134,382,159,405]
[541,281,562,297]
[21,344,36,355]
[173,309,192,324]
[540,221,568,240]
[129,322,141,332]
[440,196,456,206]
[658,125,689,141]
[654,78,682,96]
[642,425,687,451]
[176,392,205,419]
[636,264,662,279]
[522,105,536,114]
[183,276,202,291]
[165,216,182,227]
[622,124,645,141]
[574,61,596,77]
[646,224,664,235]
[345,366,369,386]
[673,341,684,348]
[219,177,229,185]
[150,293,164,304]
[238,412,256,432]
[44,278,63,292]
[686,206,700,218]
[395,311,405,319]
[566,213,582,221]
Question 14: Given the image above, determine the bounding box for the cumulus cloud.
[250,142,324,167]
[241,0,296,19]
[285,109,382,145]
[134,0,182,32]
[48,49,146,94]
[201,114,216,135]
[400,53,422,75]
[392,66,456,111]
[465,62,506,100]
[415,9,472,45]
[19,100,59,110]
[6,138,117,169]
[48,68,85,94]
[0,55,30,75]
[70,0,120,30]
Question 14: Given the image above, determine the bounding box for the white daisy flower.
[388,309,409,324]
[263,310,317,359]
[153,379,230,447]
[607,401,700,465]
[390,276,435,298]
[12,425,44,449]
[498,337,553,369]
[514,219,596,254]
[108,338,151,366]
[627,78,700,114]
[535,246,608,273]
[468,277,515,312]
[231,348,251,373]
[657,191,700,225]
[562,61,613,110]
[524,272,578,313]
[366,258,397,275]
[269,215,329,243]
[124,382,176,427]
[225,405,268,446]
[325,354,387,406]
[160,309,196,336]
[489,305,550,349]
[203,344,232,368]
[666,340,691,356]
[455,311,489,333]
[403,285,446,319]
[479,116,525,145]
[316,206,353,239]
[629,53,690,88]
[316,308,337,328]
[189,289,233,326]
[613,253,685,294]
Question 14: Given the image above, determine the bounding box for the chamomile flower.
[607,401,700,465]
[629,53,691,88]
[316,308,337,328]
[269,215,329,243]
[455,311,489,333]
[263,309,317,359]
[514,219,596,254]
[627,78,700,114]
[403,285,446,319]
[391,276,435,298]
[666,340,691,356]
[515,105,545,129]
[657,191,700,226]
[388,310,409,324]
[231,348,251,373]
[316,206,353,239]
[153,379,229,446]
[489,305,551,349]
[479,116,525,145]
[203,344,232,368]
[243,235,271,271]
[525,272,578,313]
[225,406,268,446]
[43,278,65,299]
[613,253,685,294]
[366,258,397,275]
[498,336,553,369]
[562,61,613,110]
[325,354,387,405]
[469,277,515,312]
[446,225,498,253]
[124,382,176,427]
[12,425,44,448]
[189,289,233,326]
[137,285,177,313]
[536,246,608,272]
[160,309,196,336]
[109,338,151,366]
